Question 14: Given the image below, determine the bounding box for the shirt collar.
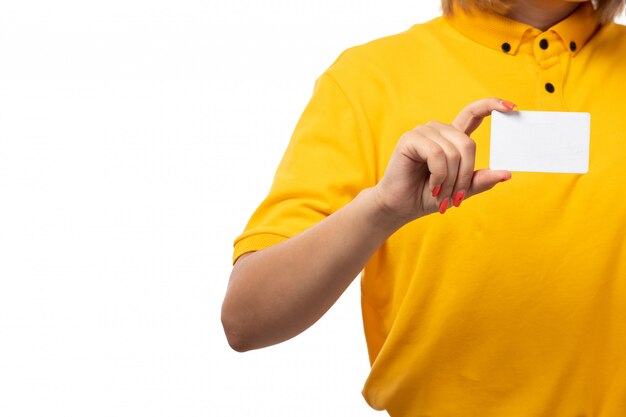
[443,2,600,57]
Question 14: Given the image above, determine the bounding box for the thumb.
[467,169,512,198]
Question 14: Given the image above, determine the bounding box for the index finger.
[452,98,516,135]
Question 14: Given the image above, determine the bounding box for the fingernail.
[439,198,449,214]
[499,174,512,182]
[501,100,516,110]
[453,191,465,207]
[432,184,442,198]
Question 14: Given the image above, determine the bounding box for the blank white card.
[490,110,590,174]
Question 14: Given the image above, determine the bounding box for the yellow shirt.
[233,3,626,416]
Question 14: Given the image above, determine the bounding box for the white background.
[0,1,622,416]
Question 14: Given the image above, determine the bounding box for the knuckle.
[430,145,445,159]
[468,108,480,118]
[411,125,427,136]
[461,139,476,153]
[465,100,479,111]
[400,131,416,142]
[459,171,474,185]
[416,124,431,134]
[448,150,461,164]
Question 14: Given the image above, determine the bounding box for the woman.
[222,0,626,415]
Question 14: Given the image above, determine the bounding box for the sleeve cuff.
[232,233,290,265]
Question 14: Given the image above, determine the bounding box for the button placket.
[537,56,568,109]
[533,33,568,109]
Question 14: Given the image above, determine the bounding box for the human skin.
[221,1,588,352]
[506,0,590,30]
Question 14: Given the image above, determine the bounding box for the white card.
[490,110,590,174]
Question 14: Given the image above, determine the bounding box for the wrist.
[358,187,410,236]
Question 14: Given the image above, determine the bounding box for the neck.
[504,1,583,31]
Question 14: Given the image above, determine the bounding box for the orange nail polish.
[501,100,516,110]
[439,199,449,214]
[432,184,442,198]
[453,191,465,207]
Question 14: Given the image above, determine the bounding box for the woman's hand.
[372,97,516,225]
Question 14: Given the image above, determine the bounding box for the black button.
[501,42,511,52]
[539,39,548,49]
[570,41,577,52]
[545,83,555,93]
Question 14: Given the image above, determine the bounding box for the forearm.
[221,187,404,352]
[222,97,513,352]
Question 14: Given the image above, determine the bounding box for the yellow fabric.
[233,3,626,416]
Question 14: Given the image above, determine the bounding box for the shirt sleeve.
[232,70,375,264]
